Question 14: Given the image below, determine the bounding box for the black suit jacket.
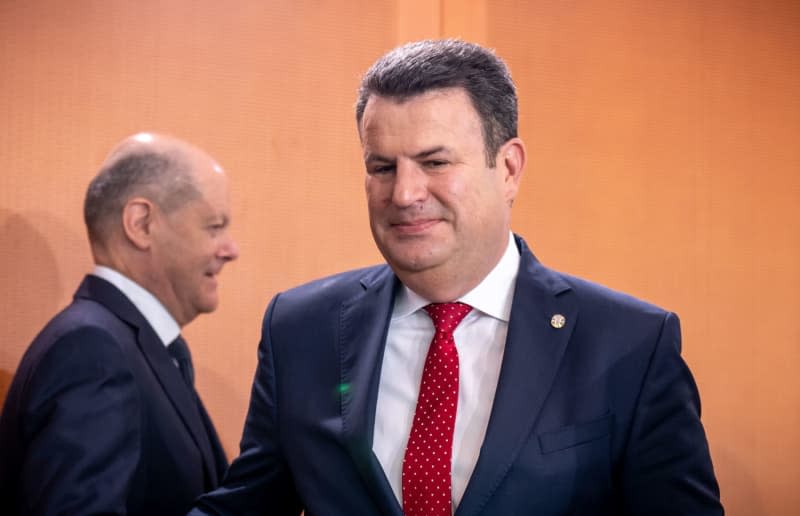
[193,235,722,515]
[0,275,228,515]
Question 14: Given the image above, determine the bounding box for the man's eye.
[425,160,448,168]
[369,165,395,175]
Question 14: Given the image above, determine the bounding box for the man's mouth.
[390,218,439,235]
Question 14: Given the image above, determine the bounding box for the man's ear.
[498,137,526,204]
[122,197,155,250]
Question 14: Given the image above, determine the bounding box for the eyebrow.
[364,152,393,163]
[364,146,450,163]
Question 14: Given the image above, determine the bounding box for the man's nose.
[391,160,428,208]
[219,235,240,262]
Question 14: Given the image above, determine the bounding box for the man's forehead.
[364,87,470,112]
[360,90,480,143]
[361,88,479,133]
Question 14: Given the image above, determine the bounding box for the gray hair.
[83,151,199,243]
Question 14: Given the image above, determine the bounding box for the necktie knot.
[424,302,472,334]
[167,335,195,387]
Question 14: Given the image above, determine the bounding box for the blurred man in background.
[0,133,238,515]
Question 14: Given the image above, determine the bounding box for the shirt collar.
[393,232,520,322]
[92,265,181,347]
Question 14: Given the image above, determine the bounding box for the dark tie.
[402,302,473,516]
[167,335,195,387]
[167,335,224,488]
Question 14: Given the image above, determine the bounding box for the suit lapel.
[456,237,578,516]
[338,267,404,516]
[76,275,220,487]
[134,318,220,487]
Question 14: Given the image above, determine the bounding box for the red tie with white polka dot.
[402,302,472,516]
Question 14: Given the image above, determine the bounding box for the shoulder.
[269,264,392,310]
[515,234,670,322]
[536,268,680,361]
[556,271,670,319]
[255,264,394,341]
[33,298,131,353]
[12,300,134,395]
[516,240,675,351]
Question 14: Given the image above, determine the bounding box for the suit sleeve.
[18,327,141,516]
[620,312,723,515]
[192,295,303,515]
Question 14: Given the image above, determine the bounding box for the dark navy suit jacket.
[193,236,722,515]
[0,275,228,515]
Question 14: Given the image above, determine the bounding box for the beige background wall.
[1,1,798,514]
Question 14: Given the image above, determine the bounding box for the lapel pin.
[550,314,566,329]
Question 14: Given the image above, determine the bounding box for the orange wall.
[1,1,798,514]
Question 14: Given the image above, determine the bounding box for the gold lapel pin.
[550,314,566,329]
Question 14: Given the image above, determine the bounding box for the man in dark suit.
[0,133,238,515]
[193,40,723,515]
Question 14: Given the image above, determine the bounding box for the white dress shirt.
[92,265,180,347]
[372,233,520,510]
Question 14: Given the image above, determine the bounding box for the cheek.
[446,175,501,225]
[365,182,389,211]
[179,239,213,270]
[431,175,469,212]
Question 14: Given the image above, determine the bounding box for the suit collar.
[91,265,180,345]
[75,275,222,488]
[76,274,151,331]
[456,235,576,515]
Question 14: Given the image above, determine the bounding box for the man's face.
[151,164,239,326]
[360,88,522,299]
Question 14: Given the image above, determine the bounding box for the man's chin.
[384,252,440,275]
[197,296,220,315]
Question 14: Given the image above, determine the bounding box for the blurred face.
[151,162,239,326]
[361,88,523,300]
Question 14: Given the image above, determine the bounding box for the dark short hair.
[356,39,518,166]
[83,151,199,243]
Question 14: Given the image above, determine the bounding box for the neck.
[402,276,477,304]
[94,247,189,327]
[396,233,512,303]
[397,258,501,304]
